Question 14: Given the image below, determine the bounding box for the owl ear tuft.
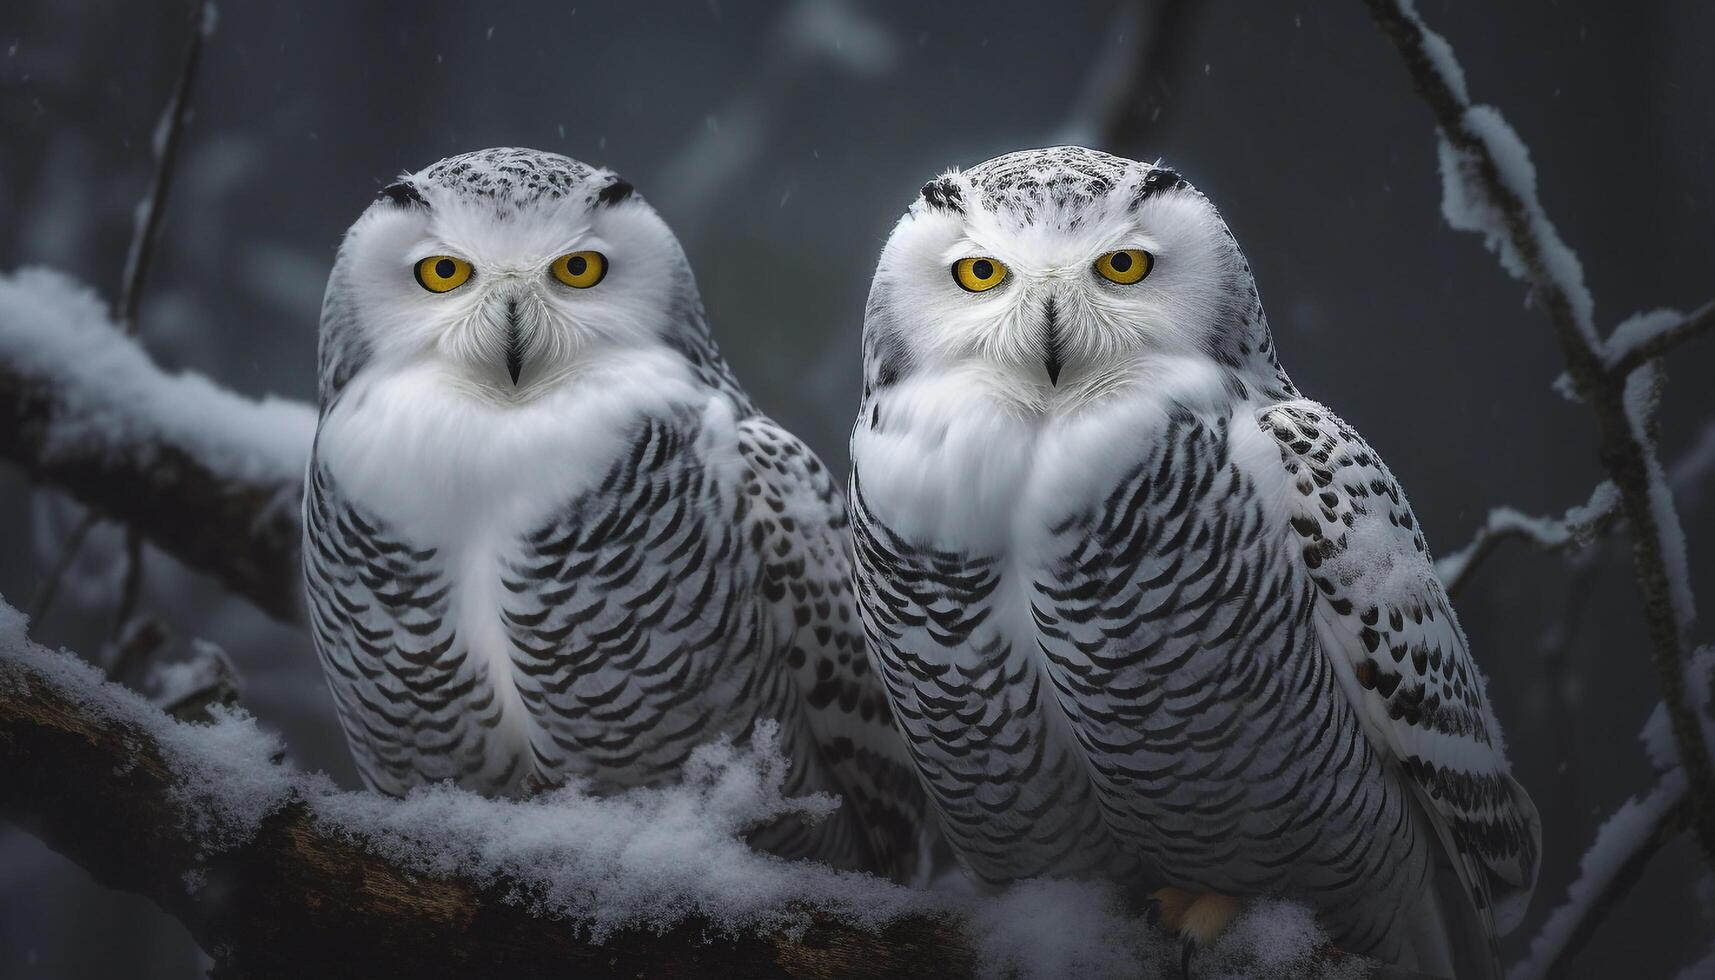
[597,176,635,207]
[919,178,964,213]
[377,181,428,209]
[1137,166,1188,200]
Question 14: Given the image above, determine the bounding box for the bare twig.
[24,509,98,623]
[1608,299,1715,379]
[1437,482,1620,598]
[117,0,214,335]
[1364,0,1715,866]
[111,530,147,638]
[31,509,105,628]
[32,0,215,632]
[104,615,168,684]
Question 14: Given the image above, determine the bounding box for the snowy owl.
[848,146,1540,974]
[303,147,926,879]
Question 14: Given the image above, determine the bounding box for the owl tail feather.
[1399,792,1505,980]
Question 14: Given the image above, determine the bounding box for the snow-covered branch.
[1435,482,1620,598]
[1514,779,1689,980]
[0,598,1426,980]
[1606,300,1715,379]
[1363,0,1715,867]
[0,269,313,623]
[1515,646,1714,979]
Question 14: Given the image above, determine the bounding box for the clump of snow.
[0,267,314,489]
[153,701,297,849]
[1200,900,1365,980]
[147,638,239,706]
[966,879,1168,980]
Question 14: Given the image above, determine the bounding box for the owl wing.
[303,456,515,797]
[734,414,934,882]
[495,402,927,879]
[1255,400,1541,938]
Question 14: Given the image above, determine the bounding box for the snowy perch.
[0,268,313,622]
[0,600,969,980]
[0,600,1430,980]
[1434,482,1620,597]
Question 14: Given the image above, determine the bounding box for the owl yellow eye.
[1094,249,1153,285]
[952,256,1007,293]
[414,255,473,293]
[551,250,608,289]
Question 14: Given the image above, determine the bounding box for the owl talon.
[522,771,564,796]
[1149,886,1196,932]
[1148,887,1240,978]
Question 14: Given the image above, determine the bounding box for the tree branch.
[1363,0,1715,867]
[1514,779,1690,980]
[0,608,1426,980]
[1607,300,1715,379]
[0,642,968,979]
[0,270,311,624]
[1436,482,1620,598]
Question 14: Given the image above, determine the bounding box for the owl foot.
[522,771,565,796]
[1146,887,1240,978]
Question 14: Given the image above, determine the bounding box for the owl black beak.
[504,299,525,385]
[1043,297,1063,386]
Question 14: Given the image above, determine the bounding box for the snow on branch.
[1513,647,1714,979]
[1607,300,1715,380]
[1363,0,1715,868]
[0,598,1424,980]
[1364,0,1599,353]
[1513,777,1689,980]
[1435,481,1620,598]
[0,268,313,622]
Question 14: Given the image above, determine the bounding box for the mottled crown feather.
[381,147,634,215]
[920,146,1189,226]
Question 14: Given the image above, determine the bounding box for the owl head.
[317,147,712,405]
[863,146,1293,412]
